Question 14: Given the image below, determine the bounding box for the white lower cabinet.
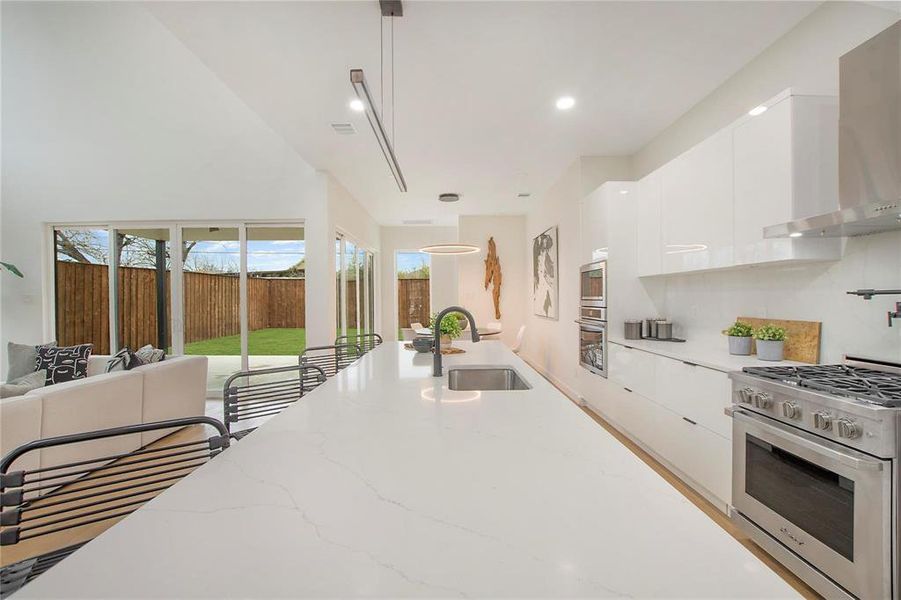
[588,344,732,510]
[653,357,732,439]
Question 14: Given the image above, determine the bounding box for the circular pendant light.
[419,244,480,255]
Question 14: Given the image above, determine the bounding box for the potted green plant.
[754,324,787,361]
[429,311,464,347]
[723,321,753,355]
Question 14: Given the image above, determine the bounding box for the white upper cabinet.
[661,128,734,273]
[733,93,841,265]
[637,89,841,277]
[636,171,662,277]
[579,185,609,264]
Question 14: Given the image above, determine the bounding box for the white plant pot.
[728,336,752,356]
[756,339,784,361]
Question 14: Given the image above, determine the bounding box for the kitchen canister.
[645,318,659,339]
[656,321,674,340]
[624,320,642,340]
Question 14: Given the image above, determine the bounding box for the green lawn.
[185,328,364,355]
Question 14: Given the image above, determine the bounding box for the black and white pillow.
[134,345,165,365]
[35,344,93,385]
[106,347,135,373]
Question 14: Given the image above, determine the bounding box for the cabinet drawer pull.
[682,417,698,425]
[623,387,633,393]
[682,361,698,367]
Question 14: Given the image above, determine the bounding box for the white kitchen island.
[17,341,799,598]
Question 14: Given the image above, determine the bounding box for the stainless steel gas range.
[728,357,901,599]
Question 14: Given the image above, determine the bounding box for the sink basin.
[447,366,531,391]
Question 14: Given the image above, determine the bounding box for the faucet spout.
[433,306,480,377]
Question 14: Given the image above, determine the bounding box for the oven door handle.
[575,320,606,332]
[727,407,884,472]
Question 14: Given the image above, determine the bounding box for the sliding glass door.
[334,235,377,346]
[246,226,306,371]
[114,227,172,352]
[52,227,112,353]
[179,226,241,392]
[52,221,373,396]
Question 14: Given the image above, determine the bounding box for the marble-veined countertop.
[18,341,799,598]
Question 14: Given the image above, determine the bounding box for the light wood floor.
[578,405,821,599]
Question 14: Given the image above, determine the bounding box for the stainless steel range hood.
[765,21,901,238]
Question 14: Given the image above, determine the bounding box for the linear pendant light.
[350,69,407,192]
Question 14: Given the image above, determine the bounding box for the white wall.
[378,226,459,339]
[0,2,370,362]
[457,215,526,348]
[520,158,632,396]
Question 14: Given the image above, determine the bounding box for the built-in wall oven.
[578,318,607,377]
[580,260,607,306]
[578,261,607,378]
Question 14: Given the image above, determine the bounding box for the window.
[246,226,305,370]
[396,251,430,340]
[53,227,111,353]
[51,221,367,395]
[335,235,376,344]
[114,228,171,352]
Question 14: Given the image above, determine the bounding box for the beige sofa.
[0,355,208,472]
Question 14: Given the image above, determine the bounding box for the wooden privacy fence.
[397,278,430,328]
[55,262,306,354]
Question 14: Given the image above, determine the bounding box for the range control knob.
[738,387,754,404]
[836,418,861,439]
[813,412,833,431]
[752,392,772,409]
[781,402,801,420]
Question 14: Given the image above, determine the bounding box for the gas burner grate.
[743,365,901,406]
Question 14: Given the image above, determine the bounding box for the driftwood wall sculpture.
[484,237,502,319]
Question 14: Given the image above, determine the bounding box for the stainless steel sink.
[447,366,531,391]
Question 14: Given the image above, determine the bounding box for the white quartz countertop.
[609,335,806,373]
[19,342,798,598]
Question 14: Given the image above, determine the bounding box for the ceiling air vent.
[402,219,433,225]
[330,123,357,135]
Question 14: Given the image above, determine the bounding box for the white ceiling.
[146,1,820,225]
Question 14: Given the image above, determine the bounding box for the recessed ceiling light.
[789,232,803,238]
[555,96,575,110]
[439,193,461,203]
[748,105,768,116]
[349,98,365,112]
[619,189,629,195]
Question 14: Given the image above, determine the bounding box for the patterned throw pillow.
[35,344,93,385]
[106,347,134,373]
[134,345,165,365]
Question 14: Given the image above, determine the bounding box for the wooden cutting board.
[737,316,821,364]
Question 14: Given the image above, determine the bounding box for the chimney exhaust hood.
[765,21,901,238]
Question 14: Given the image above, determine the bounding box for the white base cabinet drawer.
[601,385,732,508]
[653,358,732,439]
